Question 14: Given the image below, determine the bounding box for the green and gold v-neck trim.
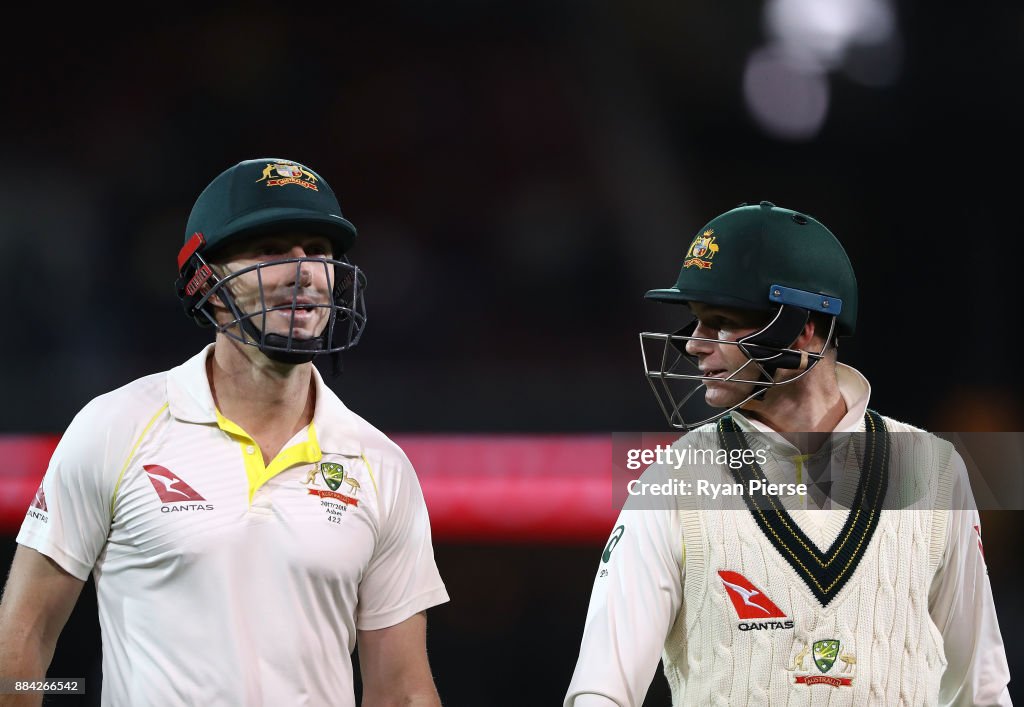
[716,410,890,607]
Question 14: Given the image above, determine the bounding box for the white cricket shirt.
[18,344,450,706]
[565,364,1012,706]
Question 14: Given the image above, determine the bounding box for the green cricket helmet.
[640,201,858,430]
[175,158,367,364]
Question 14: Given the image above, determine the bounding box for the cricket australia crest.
[302,461,361,508]
[320,462,345,491]
[788,639,855,687]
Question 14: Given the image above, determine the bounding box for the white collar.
[733,362,870,433]
[166,343,363,455]
[730,362,871,452]
[724,363,873,498]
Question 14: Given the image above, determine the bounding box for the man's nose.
[284,246,315,287]
[684,322,714,357]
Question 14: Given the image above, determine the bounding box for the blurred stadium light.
[745,0,902,139]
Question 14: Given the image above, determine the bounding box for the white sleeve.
[15,398,121,580]
[356,448,450,630]
[929,452,1012,707]
[564,505,683,707]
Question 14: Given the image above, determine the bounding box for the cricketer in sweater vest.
[565,202,1011,707]
[660,411,955,706]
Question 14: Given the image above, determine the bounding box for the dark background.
[1,2,1021,705]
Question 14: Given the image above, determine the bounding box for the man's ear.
[790,315,823,352]
[797,314,836,353]
[206,288,224,309]
[204,264,232,309]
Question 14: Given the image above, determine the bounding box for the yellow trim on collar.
[791,453,811,486]
[215,410,323,504]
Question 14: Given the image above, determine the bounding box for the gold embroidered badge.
[683,229,719,269]
[255,162,319,191]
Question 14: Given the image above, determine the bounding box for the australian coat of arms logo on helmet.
[683,229,719,270]
[255,162,320,191]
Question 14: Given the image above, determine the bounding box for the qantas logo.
[719,570,793,630]
[30,483,48,511]
[144,465,205,501]
[143,465,212,511]
[719,570,786,617]
[26,480,49,523]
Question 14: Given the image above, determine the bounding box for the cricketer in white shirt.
[13,344,449,706]
[565,364,1012,707]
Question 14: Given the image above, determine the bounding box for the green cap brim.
[210,207,357,258]
[644,287,775,311]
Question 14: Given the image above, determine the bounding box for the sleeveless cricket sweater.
[661,412,956,707]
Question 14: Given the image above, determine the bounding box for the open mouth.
[265,303,322,326]
[701,368,728,379]
[270,299,319,312]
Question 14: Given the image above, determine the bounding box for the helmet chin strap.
[737,304,811,400]
[738,304,810,373]
[238,316,324,364]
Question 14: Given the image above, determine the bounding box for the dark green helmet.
[645,201,857,336]
[182,158,357,261]
[175,158,366,364]
[640,201,858,430]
